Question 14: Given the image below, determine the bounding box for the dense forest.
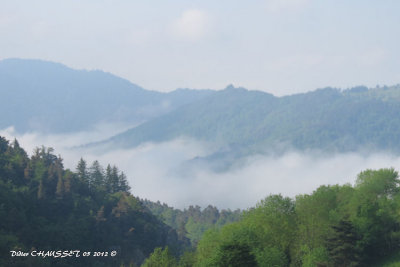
[0,136,188,266]
[142,200,241,245]
[106,85,400,156]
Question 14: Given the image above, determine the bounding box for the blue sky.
[1,0,400,95]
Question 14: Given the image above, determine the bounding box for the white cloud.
[169,9,210,41]
[0,123,132,156]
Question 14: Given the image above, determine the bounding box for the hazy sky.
[1,0,400,95]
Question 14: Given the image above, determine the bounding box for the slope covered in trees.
[0,136,187,266]
[142,200,241,245]
[104,85,400,156]
[142,168,400,266]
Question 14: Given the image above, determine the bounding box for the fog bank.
[2,127,400,209]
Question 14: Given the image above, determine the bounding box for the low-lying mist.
[2,126,400,210]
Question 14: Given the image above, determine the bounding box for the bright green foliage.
[247,195,296,250]
[178,250,196,267]
[141,247,177,267]
[300,246,329,267]
[194,195,294,267]
[294,184,354,264]
[348,169,400,262]
[190,168,400,267]
[254,246,288,267]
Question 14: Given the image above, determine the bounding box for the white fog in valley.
[2,126,400,210]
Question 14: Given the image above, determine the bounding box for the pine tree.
[118,172,131,193]
[110,166,120,193]
[327,220,361,267]
[89,160,104,190]
[105,164,113,193]
[76,158,89,186]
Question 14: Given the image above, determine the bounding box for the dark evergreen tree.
[89,160,104,189]
[326,220,361,267]
[110,165,120,193]
[118,171,131,192]
[76,158,89,186]
[105,164,113,193]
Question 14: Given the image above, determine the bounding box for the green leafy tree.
[254,246,288,267]
[141,247,177,267]
[300,245,330,267]
[348,169,400,261]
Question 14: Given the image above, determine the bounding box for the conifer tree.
[118,172,131,193]
[110,165,120,193]
[76,158,89,186]
[327,220,361,267]
[89,160,104,190]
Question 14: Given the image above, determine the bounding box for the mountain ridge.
[97,85,400,157]
[0,58,215,133]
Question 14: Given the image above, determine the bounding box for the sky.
[1,1,400,95]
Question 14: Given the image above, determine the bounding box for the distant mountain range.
[2,58,400,157]
[102,84,400,155]
[0,58,213,133]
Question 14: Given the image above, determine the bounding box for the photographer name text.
[10,250,117,258]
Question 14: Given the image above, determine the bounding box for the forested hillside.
[105,85,400,155]
[142,200,241,245]
[0,136,187,266]
[142,168,400,266]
